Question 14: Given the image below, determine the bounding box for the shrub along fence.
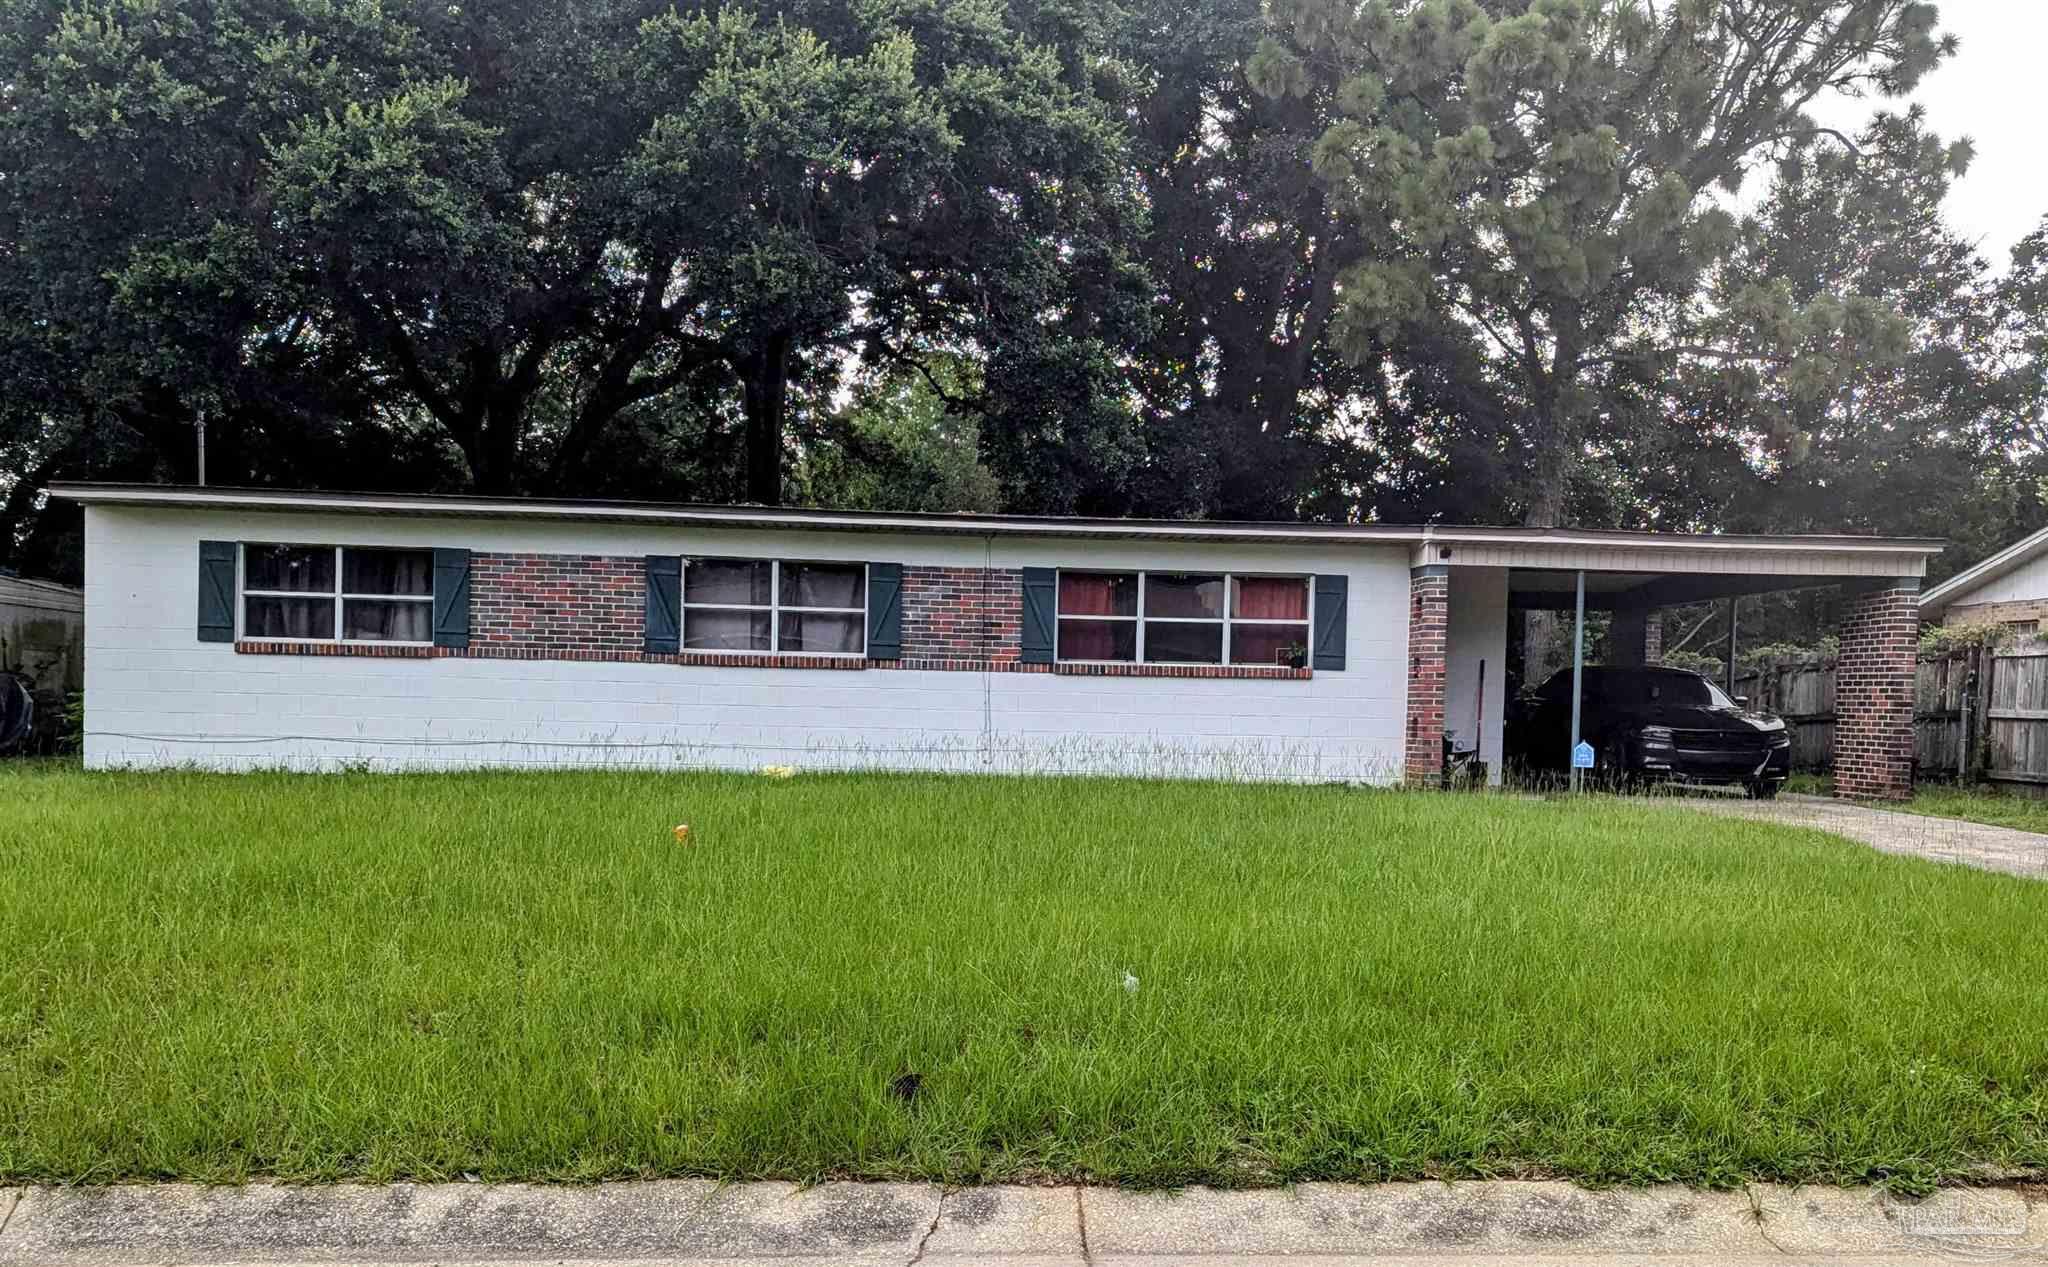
[1730,646,2048,789]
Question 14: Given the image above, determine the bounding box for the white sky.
[1806,0,2047,267]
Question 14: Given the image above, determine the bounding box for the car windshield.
[1642,673,1738,710]
[1544,670,1740,710]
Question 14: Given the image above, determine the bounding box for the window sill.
[234,642,871,669]
[236,640,438,658]
[229,643,1314,679]
[664,652,868,671]
[1052,662,1311,680]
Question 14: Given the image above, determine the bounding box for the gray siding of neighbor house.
[0,574,84,696]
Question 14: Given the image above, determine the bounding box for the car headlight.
[1638,725,1674,747]
[1767,730,1792,748]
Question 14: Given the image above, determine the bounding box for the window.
[1056,571,1310,666]
[241,544,433,643]
[683,559,865,655]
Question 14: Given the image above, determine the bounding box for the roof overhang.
[49,483,1946,574]
[1917,524,2048,616]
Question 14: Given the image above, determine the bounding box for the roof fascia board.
[1417,525,1941,556]
[50,483,1945,559]
[50,483,1418,546]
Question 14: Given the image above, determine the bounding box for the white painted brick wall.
[83,506,1412,781]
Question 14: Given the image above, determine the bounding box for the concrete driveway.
[1684,793,2048,881]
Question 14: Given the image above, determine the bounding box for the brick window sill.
[233,642,1314,680]
[238,642,876,670]
[1052,662,1312,680]
[665,652,868,671]
[236,641,440,658]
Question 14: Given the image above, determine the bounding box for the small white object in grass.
[759,765,797,779]
[1121,970,1139,995]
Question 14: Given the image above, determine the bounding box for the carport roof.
[52,482,1945,565]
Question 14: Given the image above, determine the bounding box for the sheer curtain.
[246,596,333,639]
[781,563,863,609]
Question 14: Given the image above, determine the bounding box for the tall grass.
[1,763,2043,1189]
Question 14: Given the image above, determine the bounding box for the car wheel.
[1600,735,1633,793]
[1745,780,1781,801]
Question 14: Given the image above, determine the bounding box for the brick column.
[1835,579,1920,801]
[1643,614,1662,665]
[1406,566,1449,785]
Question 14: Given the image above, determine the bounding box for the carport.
[1401,526,1944,799]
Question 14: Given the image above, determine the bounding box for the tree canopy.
[3,0,2044,613]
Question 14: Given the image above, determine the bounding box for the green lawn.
[1790,773,2048,836]
[2,763,2044,1190]
[1885,785,2048,836]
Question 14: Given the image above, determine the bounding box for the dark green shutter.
[1312,574,1347,671]
[197,541,236,643]
[645,555,681,654]
[866,562,902,660]
[1021,567,1056,664]
[432,548,471,649]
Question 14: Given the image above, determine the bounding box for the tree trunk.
[471,396,526,495]
[739,332,792,506]
[1519,383,1571,684]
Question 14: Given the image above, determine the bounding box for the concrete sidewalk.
[2,1179,2042,1265]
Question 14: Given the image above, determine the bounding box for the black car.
[1506,665,1792,797]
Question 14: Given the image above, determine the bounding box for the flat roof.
[49,482,1947,559]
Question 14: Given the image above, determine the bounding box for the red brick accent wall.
[471,553,645,654]
[901,565,1022,662]
[1835,582,1920,801]
[1406,568,1449,785]
[1944,599,2048,628]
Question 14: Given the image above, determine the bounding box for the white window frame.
[681,558,868,657]
[1054,569,1313,667]
[238,544,435,646]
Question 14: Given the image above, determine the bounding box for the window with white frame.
[682,559,866,654]
[241,544,434,643]
[1057,571,1311,666]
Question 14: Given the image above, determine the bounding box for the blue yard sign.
[1572,741,1596,770]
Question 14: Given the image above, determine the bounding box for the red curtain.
[1235,577,1307,620]
[1059,620,1124,660]
[1059,573,1131,616]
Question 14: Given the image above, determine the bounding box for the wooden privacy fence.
[1731,646,2048,788]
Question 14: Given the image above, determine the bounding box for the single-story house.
[54,483,1941,797]
[1919,524,2048,629]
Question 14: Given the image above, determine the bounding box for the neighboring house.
[0,572,84,697]
[1918,525,2048,629]
[54,483,1941,797]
